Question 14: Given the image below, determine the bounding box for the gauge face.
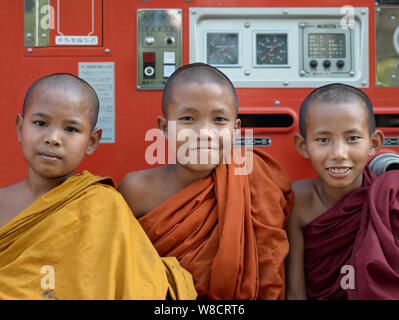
[256,33,288,66]
[206,32,239,66]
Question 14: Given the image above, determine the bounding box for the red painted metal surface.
[0,0,398,187]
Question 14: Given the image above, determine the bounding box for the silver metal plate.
[137,9,182,90]
[233,137,271,147]
[24,0,50,47]
[376,8,399,87]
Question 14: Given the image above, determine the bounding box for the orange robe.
[139,148,293,299]
[0,171,196,300]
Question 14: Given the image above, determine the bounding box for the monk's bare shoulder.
[286,179,315,300]
[118,166,172,219]
[291,178,317,228]
[0,182,29,228]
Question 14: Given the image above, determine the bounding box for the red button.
[143,52,155,64]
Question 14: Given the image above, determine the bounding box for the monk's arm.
[285,192,307,300]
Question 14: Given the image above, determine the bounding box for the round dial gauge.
[256,33,288,66]
[206,32,239,66]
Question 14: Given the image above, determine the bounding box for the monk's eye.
[347,136,361,142]
[215,117,228,123]
[65,127,79,133]
[316,137,328,143]
[33,120,47,127]
[179,116,194,121]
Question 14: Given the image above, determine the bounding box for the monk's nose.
[331,140,348,160]
[44,128,62,146]
[198,126,217,138]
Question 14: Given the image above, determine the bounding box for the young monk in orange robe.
[0,73,196,300]
[118,63,293,299]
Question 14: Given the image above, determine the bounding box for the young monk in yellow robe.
[0,73,196,300]
[118,63,293,299]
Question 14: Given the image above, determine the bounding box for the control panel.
[189,7,368,88]
[301,23,352,76]
[137,9,182,90]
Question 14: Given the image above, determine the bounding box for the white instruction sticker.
[78,62,115,143]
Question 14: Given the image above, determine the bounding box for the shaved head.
[161,62,239,117]
[299,83,375,139]
[23,73,99,130]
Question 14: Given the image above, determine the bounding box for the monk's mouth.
[38,153,62,161]
[326,167,352,177]
[187,145,219,151]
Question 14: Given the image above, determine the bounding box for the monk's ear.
[16,114,24,143]
[234,118,241,130]
[368,129,384,157]
[294,133,310,159]
[86,127,102,155]
[157,116,168,138]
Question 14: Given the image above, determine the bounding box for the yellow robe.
[0,171,196,300]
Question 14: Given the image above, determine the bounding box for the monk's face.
[17,84,101,180]
[304,101,375,190]
[163,81,240,173]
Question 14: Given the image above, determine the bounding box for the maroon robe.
[304,167,399,299]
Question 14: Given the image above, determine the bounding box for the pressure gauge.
[205,32,240,67]
[254,32,289,67]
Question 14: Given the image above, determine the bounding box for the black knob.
[309,59,318,68]
[165,36,175,45]
[336,60,345,69]
[323,60,331,68]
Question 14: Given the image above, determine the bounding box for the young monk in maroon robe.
[118,63,293,299]
[286,83,399,299]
